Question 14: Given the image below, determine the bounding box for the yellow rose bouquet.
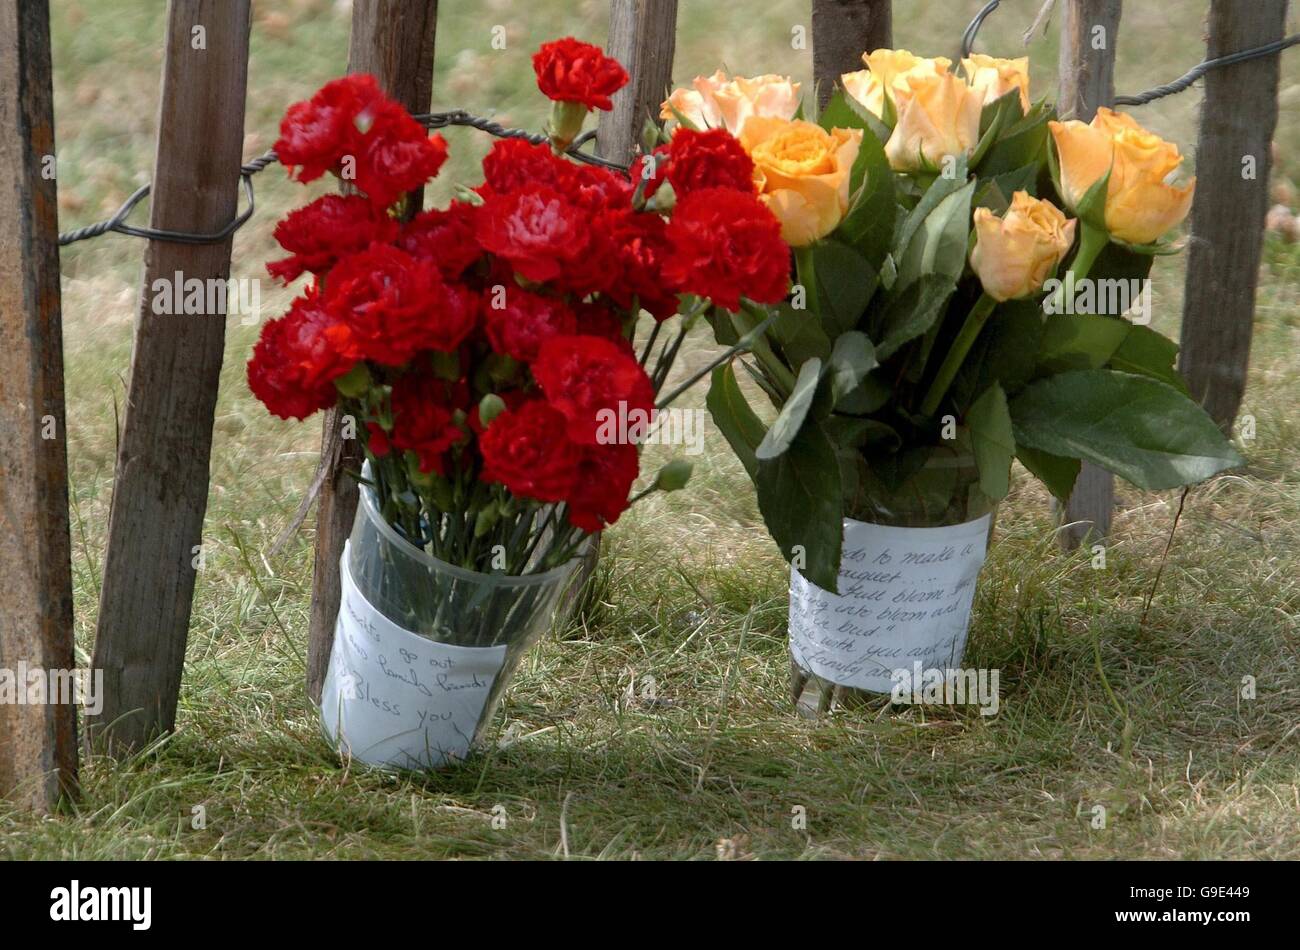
[667,51,1242,710]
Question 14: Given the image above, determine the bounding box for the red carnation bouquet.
[250,38,791,769]
[252,41,789,585]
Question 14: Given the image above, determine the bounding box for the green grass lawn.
[2,0,1298,859]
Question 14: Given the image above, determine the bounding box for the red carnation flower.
[478,399,581,502]
[479,138,572,197]
[247,291,355,421]
[572,301,634,355]
[598,209,680,319]
[666,128,756,196]
[397,202,483,278]
[352,100,449,210]
[274,74,384,183]
[664,187,790,312]
[567,442,640,532]
[387,374,467,475]
[532,37,629,112]
[533,334,655,445]
[326,245,478,365]
[561,160,634,211]
[475,185,588,283]
[266,194,399,284]
[483,287,577,363]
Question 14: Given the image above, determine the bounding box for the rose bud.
[970,191,1077,302]
[1049,107,1196,245]
[884,71,984,173]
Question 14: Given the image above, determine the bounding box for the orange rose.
[1049,107,1195,244]
[739,117,862,245]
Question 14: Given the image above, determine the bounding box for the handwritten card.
[319,544,506,770]
[789,514,992,693]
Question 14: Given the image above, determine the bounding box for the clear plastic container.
[320,469,584,768]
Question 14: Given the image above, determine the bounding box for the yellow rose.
[1049,107,1196,245]
[884,71,983,172]
[661,71,800,137]
[842,48,952,118]
[739,116,863,246]
[970,191,1077,301]
[961,53,1030,111]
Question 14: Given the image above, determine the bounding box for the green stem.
[655,309,778,409]
[1047,221,1109,315]
[919,292,997,418]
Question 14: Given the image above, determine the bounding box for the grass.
[2,0,1298,859]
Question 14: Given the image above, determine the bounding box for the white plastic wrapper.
[789,514,992,693]
[320,544,507,770]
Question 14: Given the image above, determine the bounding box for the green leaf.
[967,382,1015,501]
[1037,314,1133,375]
[770,302,832,368]
[800,241,876,337]
[970,89,1024,169]
[1110,325,1188,394]
[756,358,823,461]
[819,89,867,135]
[979,101,1053,176]
[836,371,892,414]
[706,363,767,480]
[1016,445,1080,501]
[951,299,1045,405]
[756,420,844,592]
[826,331,878,402]
[1009,370,1245,490]
[894,162,968,254]
[837,127,896,266]
[823,414,900,452]
[895,177,976,290]
[974,163,1040,214]
[874,275,956,360]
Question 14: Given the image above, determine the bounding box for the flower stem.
[1047,221,1109,315]
[919,292,997,418]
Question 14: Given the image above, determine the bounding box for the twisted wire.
[57,110,627,248]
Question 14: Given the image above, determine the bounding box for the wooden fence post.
[0,0,77,810]
[1057,0,1121,551]
[597,0,679,165]
[811,0,893,110]
[88,0,252,751]
[305,0,438,704]
[1179,0,1286,432]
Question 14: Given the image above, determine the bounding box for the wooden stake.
[306,0,438,704]
[0,0,77,810]
[811,0,893,110]
[597,0,679,166]
[1179,0,1286,432]
[89,0,251,752]
[1057,0,1120,551]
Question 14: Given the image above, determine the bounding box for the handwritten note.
[788,514,992,693]
[319,544,506,770]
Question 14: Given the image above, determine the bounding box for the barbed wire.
[57,110,625,248]
[962,0,1300,106]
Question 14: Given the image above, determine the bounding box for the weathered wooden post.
[597,0,679,165]
[1057,0,1121,551]
[89,0,252,751]
[306,0,439,704]
[1179,0,1287,432]
[0,0,78,810]
[811,0,893,109]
